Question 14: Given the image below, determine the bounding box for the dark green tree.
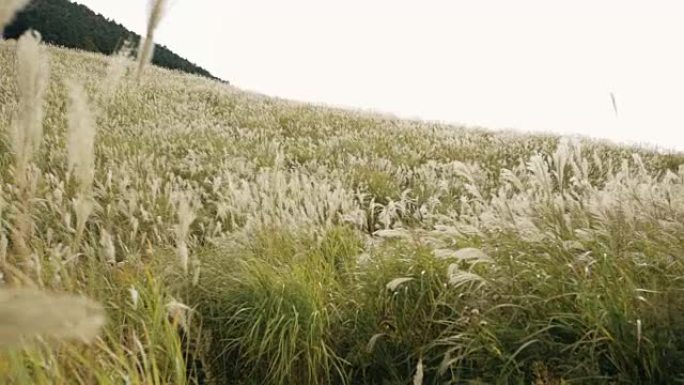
[3,0,223,81]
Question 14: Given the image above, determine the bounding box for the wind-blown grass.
[0,0,29,34]
[1,23,683,385]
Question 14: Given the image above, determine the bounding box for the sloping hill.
[1,40,683,384]
[2,0,219,80]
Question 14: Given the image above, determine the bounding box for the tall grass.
[7,30,48,269]
[0,0,29,36]
[65,80,96,250]
[0,11,683,384]
[0,3,196,381]
[137,0,167,82]
[183,226,359,385]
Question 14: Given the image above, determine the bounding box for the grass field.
[1,32,684,385]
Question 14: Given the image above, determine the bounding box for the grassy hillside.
[0,38,683,385]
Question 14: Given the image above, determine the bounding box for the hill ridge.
[2,0,221,81]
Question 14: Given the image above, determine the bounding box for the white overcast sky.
[73,0,684,151]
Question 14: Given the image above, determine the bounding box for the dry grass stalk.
[66,80,97,249]
[102,39,135,100]
[9,30,49,267]
[12,31,48,170]
[0,288,105,348]
[0,0,29,34]
[136,0,167,82]
[66,80,96,191]
[413,359,424,385]
[174,193,196,273]
[0,192,5,266]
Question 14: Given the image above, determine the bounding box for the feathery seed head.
[166,298,191,330]
[137,0,168,81]
[413,359,424,385]
[128,286,139,309]
[0,288,105,348]
[99,229,116,265]
[12,30,48,171]
[66,80,97,192]
[0,0,29,33]
[386,277,414,291]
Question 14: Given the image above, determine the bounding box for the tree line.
[3,0,222,81]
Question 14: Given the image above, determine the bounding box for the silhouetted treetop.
[3,0,222,81]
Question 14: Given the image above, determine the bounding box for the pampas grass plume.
[0,288,105,348]
[66,80,96,191]
[0,0,29,33]
[13,30,48,172]
[136,0,167,81]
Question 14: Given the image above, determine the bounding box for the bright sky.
[74,0,684,151]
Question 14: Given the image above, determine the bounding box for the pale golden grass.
[66,80,96,192]
[173,191,196,273]
[12,31,48,168]
[0,0,29,34]
[0,287,105,348]
[101,39,134,100]
[137,0,167,82]
[0,30,681,383]
[8,30,48,267]
[412,359,424,385]
[0,35,106,366]
[66,80,97,249]
[0,190,6,264]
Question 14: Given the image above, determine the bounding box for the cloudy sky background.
[75,0,684,151]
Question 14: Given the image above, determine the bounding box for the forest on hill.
[2,0,220,80]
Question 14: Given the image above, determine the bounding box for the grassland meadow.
[1,1,684,384]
